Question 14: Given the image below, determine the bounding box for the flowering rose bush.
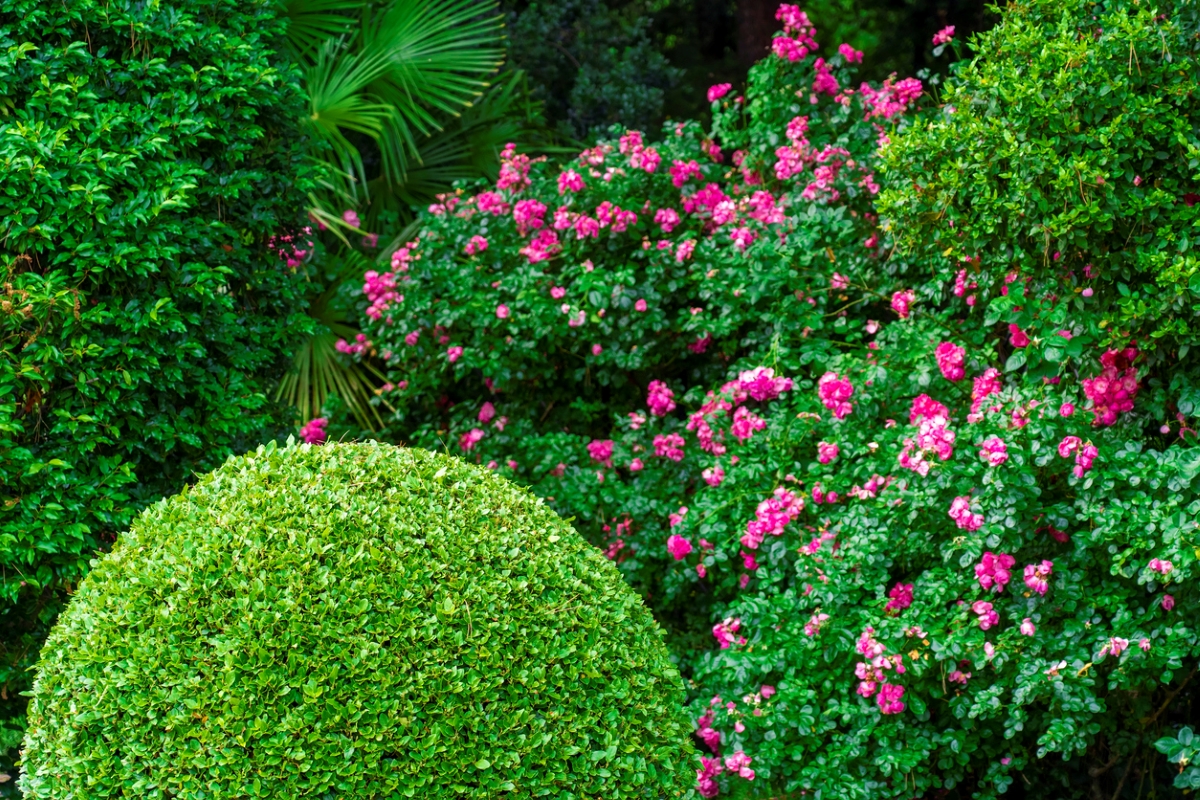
[337,2,1200,796]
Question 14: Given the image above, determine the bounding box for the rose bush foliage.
[334,2,1200,796]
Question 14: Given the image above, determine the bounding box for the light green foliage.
[20,442,696,799]
[880,0,1200,362]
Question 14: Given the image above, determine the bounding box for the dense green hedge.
[20,441,696,798]
[0,0,315,773]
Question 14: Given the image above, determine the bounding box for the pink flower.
[740,366,794,401]
[654,208,680,233]
[464,235,488,255]
[478,402,496,424]
[557,169,585,193]
[299,417,328,444]
[667,534,693,560]
[647,380,676,416]
[935,342,966,381]
[670,159,702,188]
[712,617,743,649]
[1163,594,1176,611]
[1060,403,1075,417]
[588,439,614,467]
[932,25,955,45]
[591,344,603,356]
[676,239,696,262]
[654,433,686,461]
[971,600,999,630]
[975,552,1016,592]
[634,298,649,313]
[949,496,984,531]
[1058,435,1082,458]
[891,289,915,319]
[669,506,689,527]
[447,346,463,363]
[978,436,1008,466]
[1082,347,1139,425]
[817,372,854,419]
[707,83,732,102]
[702,464,725,486]
[512,198,547,235]
[1020,618,1036,636]
[1101,637,1130,658]
[1139,638,1151,651]
[724,750,754,780]
[341,209,360,228]
[459,428,485,452]
[1149,558,1174,575]
[550,286,566,299]
[1073,443,1099,478]
[838,42,863,62]
[495,303,510,319]
[629,458,644,472]
[731,406,766,442]
[877,683,905,715]
[885,583,914,613]
[817,441,839,464]
[1023,560,1053,596]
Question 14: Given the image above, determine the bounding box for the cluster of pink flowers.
[587,439,614,467]
[1023,560,1053,595]
[713,617,746,649]
[935,341,966,381]
[804,611,831,636]
[335,333,372,356]
[932,25,955,45]
[703,463,726,487]
[854,627,907,714]
[742,487,804,549]
[949,495,984,531]
[975,551,1015,592]
[772,4,820,62]
[910,393,948,424]
[670,159,703,188]
[817,441,839,464]
[891,289,915,318]
[299,417,328,445]
[1149,558,1174,576]
[363,263,404,321]
[654,433,686,461]
[731,406,766,441]
[740,366,794,401]
[267,227,312,269]
[817,372,854,418]
[647,380,677,416]
[969,368,1003,421]
[463,235,488,255]
[971,600,999,630]
[557,169,585,193]
[519,229,560,263]
[898,413,956,475]
[885,582,913,613]
[1082,347,1139,425]
[496,142,534,191]
[978,436,1008,466]
[859,76,924,120]
[618,130,661,173]
[1058,435,1099,477]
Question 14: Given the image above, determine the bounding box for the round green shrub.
[19,441,695,799]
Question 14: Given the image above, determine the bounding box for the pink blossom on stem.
[647,380,676,416]
[877,683,905,714]
[478,402,496,423]
[1023,560,1053,596]
[936,342,966,381]
[1163,594,1175,610]
[975,552,1016,592]
[1020,618,1036,636]
[668,534,693,560]
[712,617,744,649]
[932,25,955,45]
[949,495,984,531]
[557,169,585,193]
[971,600,999,630]
[702,464,725,486]
[885,583,913,613]
[838,42,863,62]
[891,289,915,319]
[447,346,463,363]
[818,372,854,419]
[459,428,485,452]
[587,439,614,467]
[464,235,488,255]
[300,417,328,445]
[978,436,1008,466]
[707,83,732,102]
[654,433,686,461]
[817,441,839,464]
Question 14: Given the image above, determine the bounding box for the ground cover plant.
[333,0,1200,796]
[19,441,695,799]
[0,0,316,775]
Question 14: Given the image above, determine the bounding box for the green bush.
[0,0,316,769]
[20,441,696,798]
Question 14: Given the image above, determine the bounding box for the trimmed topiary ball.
[20,442,696,798]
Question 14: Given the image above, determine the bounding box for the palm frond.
[283,0,361,62]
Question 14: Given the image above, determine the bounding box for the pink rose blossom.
[587,439,614,467]
[935,342,966,381]
[877,683,905,714]
[654,433,686,461]
[459,428,485,452]
[932,25,955,45]
[1023,560,1053,596]
[817,441,839,464]
[975,551,1016,592]
[978,436,1008,466]
[464,235,488,255]
[707,83,732,102]
[950,495,984,531]
[495,303,509,319]
[478,402,496,424]
[1020,618,1036,636]
[300,417,328,445]
[891,289,915,319]
[817,372,854,419]
[447,346,463,363]
[647,380,676,416]
[668,534,693,560]
[1163,594,1175,611]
